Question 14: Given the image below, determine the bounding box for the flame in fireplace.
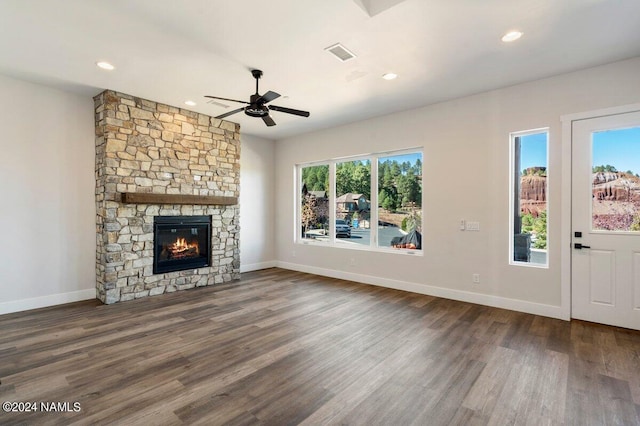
[167,237,200,259]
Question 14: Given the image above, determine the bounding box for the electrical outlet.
[460,219,466,231]
[350,258,356,267]
[472,274,480,283]
[292,250,296,257]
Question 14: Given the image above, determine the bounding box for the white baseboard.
[0,265,567,320]
[276,261,568,321]
[0,288,96,315]
[240,260,277,273]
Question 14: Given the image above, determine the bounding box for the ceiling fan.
[205,69,310,127]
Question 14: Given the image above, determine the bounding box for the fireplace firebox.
[153,216,212,274]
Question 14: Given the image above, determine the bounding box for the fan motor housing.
[245,104,269,117]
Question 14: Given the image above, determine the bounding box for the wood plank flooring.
[1,268,639,425]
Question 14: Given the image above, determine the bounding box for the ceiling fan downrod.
[252,69,263,94]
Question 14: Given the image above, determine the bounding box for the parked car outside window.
[335,219,351,238]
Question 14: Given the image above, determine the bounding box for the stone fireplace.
[94,90,240,304]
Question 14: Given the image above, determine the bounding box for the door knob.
[574,243,591,249]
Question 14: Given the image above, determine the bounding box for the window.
[377,154,422,249]
[510,129,548,267]
[591,127,640,232]
[300,164,329,241]
[297,149,423,253]
[335,159,371,247]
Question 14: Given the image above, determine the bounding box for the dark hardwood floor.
[1,268,639,425]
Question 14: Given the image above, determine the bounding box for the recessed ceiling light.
[382,73,398,80]
[96,61,115,70]
[501,31,523,43]
[184,100,196,106]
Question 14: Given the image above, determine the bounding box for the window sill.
[297,239,424,256]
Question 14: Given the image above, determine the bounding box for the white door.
[572,111,640,330]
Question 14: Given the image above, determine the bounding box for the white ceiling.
[1,0,640,140]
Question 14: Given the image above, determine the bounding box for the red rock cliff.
[520,175,546,216]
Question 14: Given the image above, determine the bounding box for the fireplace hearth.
[154,216,212,274]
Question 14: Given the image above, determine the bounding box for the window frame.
[296,161,331,245]
[296,148,424,255]
[333,154,373,250]
[508,128,550,268]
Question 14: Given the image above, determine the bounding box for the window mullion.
[371,155,378,247]
[295,166,301,243]
[329,161,336,245]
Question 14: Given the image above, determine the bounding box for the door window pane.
[300,164,329,241]
[335,160,371,246]
[511,131,548,266]
[377,153,423,250]
[592,127,640,232]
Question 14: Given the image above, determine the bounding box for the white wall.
[274,57,640,319]
[0,74,279,314]
[240,134,276,271]
[0,74,95,314]
[3,57,639,316]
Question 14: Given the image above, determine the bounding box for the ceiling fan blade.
[269,105,310,117]
[204,95,249,105]
[262,115,276,127]
[257,90,280,104]
[216,107,245,119]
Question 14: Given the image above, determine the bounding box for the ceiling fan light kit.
[205,69,310,127]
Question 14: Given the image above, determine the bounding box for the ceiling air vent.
[325,43,357,62]
[206,99,229,108]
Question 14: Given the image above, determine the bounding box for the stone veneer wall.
[94,90,240,304]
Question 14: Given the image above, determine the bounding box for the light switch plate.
[466,221,480,231]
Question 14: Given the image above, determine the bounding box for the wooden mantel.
[120,193,238,206]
